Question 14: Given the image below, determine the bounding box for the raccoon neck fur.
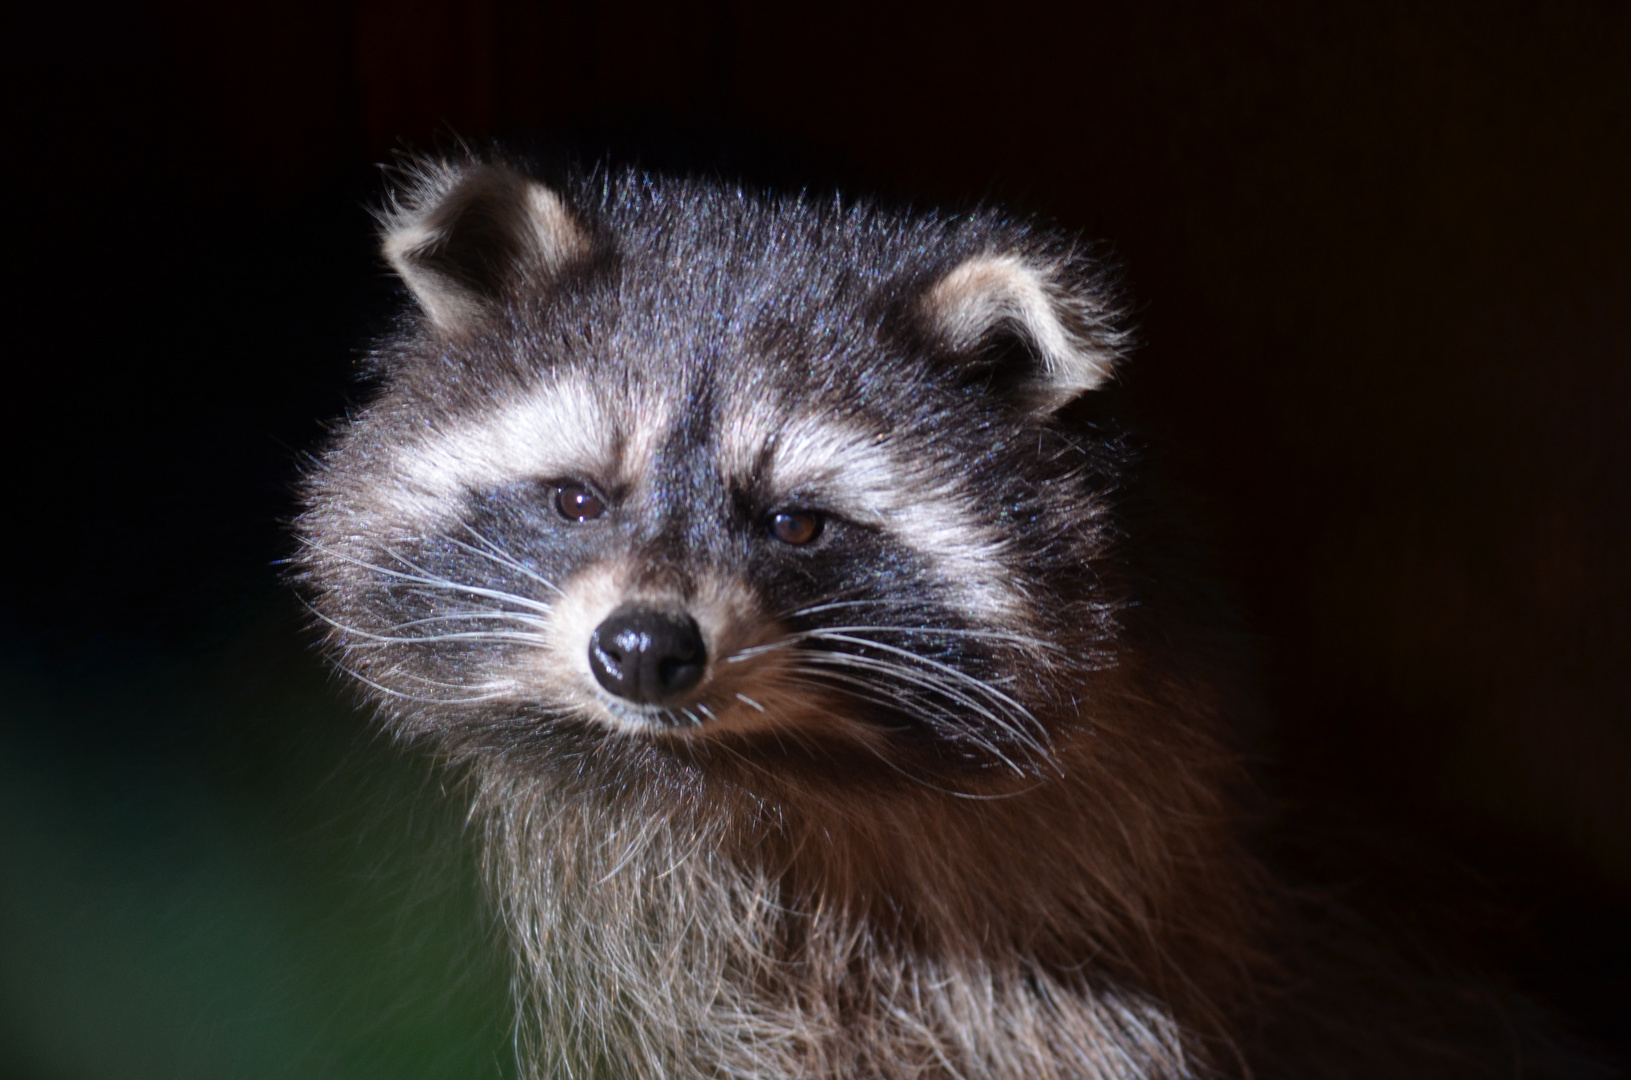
[474,659,1267,1080]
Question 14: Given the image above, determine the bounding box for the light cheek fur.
[526,559,628,720]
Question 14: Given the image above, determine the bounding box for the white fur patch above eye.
[720,406,1025,623]
[922,253,1120,404]
[382,377,665,521]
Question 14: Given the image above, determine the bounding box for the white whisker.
[305,602,547,647]
[303,541,557,615]
[769,671,1049,799]
[332,662,513,706]
[380,611,550,632]
[799,623,1061,653]
[780,661,1039,774]
[804,632,1040,717]
[448,525,566,597]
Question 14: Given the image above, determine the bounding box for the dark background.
[2,2,1627,1076]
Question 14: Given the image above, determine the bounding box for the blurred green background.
[0,612,515,1079]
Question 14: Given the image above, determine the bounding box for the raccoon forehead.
[380,374,667,519]
[720,404,1026,623]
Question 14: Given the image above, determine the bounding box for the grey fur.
[295,157,1597,1079]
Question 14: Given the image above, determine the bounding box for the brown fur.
[296,159,1601,1079]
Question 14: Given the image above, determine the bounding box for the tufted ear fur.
[919,253,1123,410]
[379,161,591,332]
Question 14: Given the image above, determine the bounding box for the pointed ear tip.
[375,157,460,240]
[372,158,587,333]
[380,216,430,256]
[1047,356,1119,401]
[921,250,1126,403]
[377,158,570,234]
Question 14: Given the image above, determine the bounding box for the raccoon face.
[297,161,1129,784]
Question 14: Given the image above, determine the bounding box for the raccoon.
[294,158,1587,1079]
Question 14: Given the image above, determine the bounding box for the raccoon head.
[296,159,1133,794]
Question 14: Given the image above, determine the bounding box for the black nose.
[588,606,707,704]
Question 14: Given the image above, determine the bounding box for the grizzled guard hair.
[295,157,1595,1079]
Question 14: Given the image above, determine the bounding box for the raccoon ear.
[919,253,1122,409]
[379,161,590,332]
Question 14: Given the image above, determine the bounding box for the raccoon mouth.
[585,681,879,753]
[593,693,716,733]
[583,655,787,738]
[581,653,820,741]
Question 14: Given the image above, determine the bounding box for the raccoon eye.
[769,509,823,545]
[554,481,606,523]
